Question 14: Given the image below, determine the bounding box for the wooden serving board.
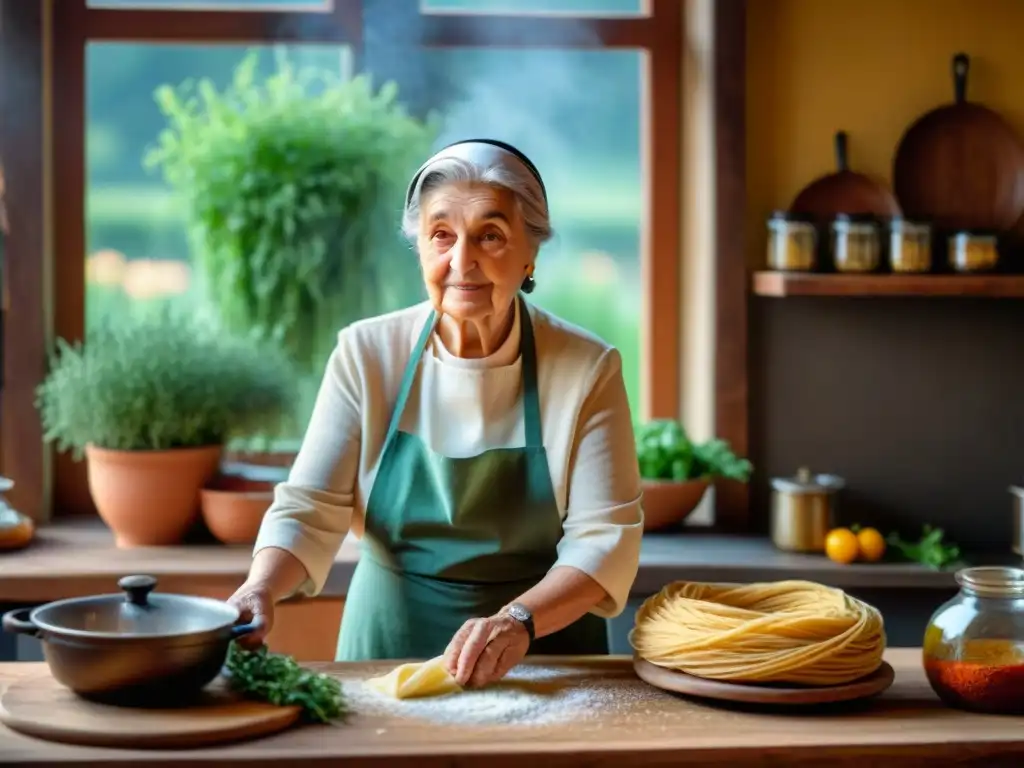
[0,671,302,749]
[633,657,895,706]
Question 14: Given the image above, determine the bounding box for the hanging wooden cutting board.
[789,130,901,220]
[0,670,302,749]
[892,52,1024,233]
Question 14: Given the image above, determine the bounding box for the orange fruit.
[825,527,859,564]
[856,527,886,562]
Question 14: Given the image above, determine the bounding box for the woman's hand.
[443,613,530,688]
[227,582,275,649]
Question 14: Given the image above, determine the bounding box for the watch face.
[508,603,530,622]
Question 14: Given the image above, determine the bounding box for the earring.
[521,264,536,294]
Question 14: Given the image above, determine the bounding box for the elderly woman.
[230,139,643,688]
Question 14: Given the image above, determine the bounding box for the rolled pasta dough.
[365,656,462,700]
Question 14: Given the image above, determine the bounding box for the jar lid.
[770,466,846,494]
[889,216,932,230]
[956,567,1024,597]
[950,228,999,238]
[767,210,816,224]
[833,213,881,223]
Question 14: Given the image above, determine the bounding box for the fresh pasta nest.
[629,579,886,686]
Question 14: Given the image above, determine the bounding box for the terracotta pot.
[640,478,711,531]
[86,444,223,548]
[200,488,273,545]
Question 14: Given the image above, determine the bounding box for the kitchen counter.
[0,518,970,603]
[1,649,1023,767]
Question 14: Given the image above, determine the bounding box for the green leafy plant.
[145,51,437,371]
[36,309,296,457]
[635,419,753,483]
[225,643,346,724]
[887,525,963,570]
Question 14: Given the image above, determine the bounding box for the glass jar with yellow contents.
[923,566,1024,714]
[766,211,817,272]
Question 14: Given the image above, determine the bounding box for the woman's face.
[417,181,534,323]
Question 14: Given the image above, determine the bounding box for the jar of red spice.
[923,566,1024,715]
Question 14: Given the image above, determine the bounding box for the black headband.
[404,138,548,208]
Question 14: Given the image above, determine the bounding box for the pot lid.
[771,466,846,494]
[30,575,240,638]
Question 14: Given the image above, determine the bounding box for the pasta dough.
[365,656,463,700]
[629,579,886,686]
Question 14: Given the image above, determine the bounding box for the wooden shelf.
[752,271,1024,298]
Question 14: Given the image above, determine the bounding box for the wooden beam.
[49,0,92,516]
[712,0,749,531]
[0,0,48,522]
[644,0,682,419]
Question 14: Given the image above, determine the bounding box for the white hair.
[401,156,553,249]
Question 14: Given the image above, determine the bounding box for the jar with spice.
[948,230,999,273]
[923,566,1024,715]
[830,214,882,273]
[766,211,817,272]
[888,217,932,274]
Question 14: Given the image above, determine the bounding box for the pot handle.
[230,621,260,639]
[1,608,39,637]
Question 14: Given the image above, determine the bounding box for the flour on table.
[343,664,664,727]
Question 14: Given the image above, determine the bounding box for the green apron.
[336,297,609,661]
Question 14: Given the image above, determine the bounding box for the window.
[10,0,683,520]
[85,43,642,443]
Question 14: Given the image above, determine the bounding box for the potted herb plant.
[634,419,753,531]
[145,52,437,466]
[35,309,295,548]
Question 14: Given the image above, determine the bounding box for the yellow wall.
[746,0,1024,266]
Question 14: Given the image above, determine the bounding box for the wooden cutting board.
[0,671,302,749]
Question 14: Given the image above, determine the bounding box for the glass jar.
[923,566,1024,714]
[766,211,817,272]
[889,217,932,273]
[831,214,881,273]
[948,231,999,273]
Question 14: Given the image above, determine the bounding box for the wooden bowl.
[641,479,710,531]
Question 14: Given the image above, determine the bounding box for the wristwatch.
[505,602,535,643]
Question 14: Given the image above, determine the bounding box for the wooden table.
[1,649,1023,767]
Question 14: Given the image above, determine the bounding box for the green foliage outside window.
[145,52,438,373]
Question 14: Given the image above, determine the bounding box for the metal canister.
[770,467,845,553]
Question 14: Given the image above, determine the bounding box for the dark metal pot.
[1,574,256,706]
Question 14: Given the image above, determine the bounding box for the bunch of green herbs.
[887,525,963,570]
[225,642,346,724]
[635,418,753,483]
[35,308,296,457]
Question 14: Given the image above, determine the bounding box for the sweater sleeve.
[551,347,644,618]
[252,328,362,597]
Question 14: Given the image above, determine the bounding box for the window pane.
[87,0,328,8]
[422,0,644,14]
[86,43,643,447]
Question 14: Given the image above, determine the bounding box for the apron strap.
[384,296,544,449]
[518,297,543,450]
[384,307,437,443]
